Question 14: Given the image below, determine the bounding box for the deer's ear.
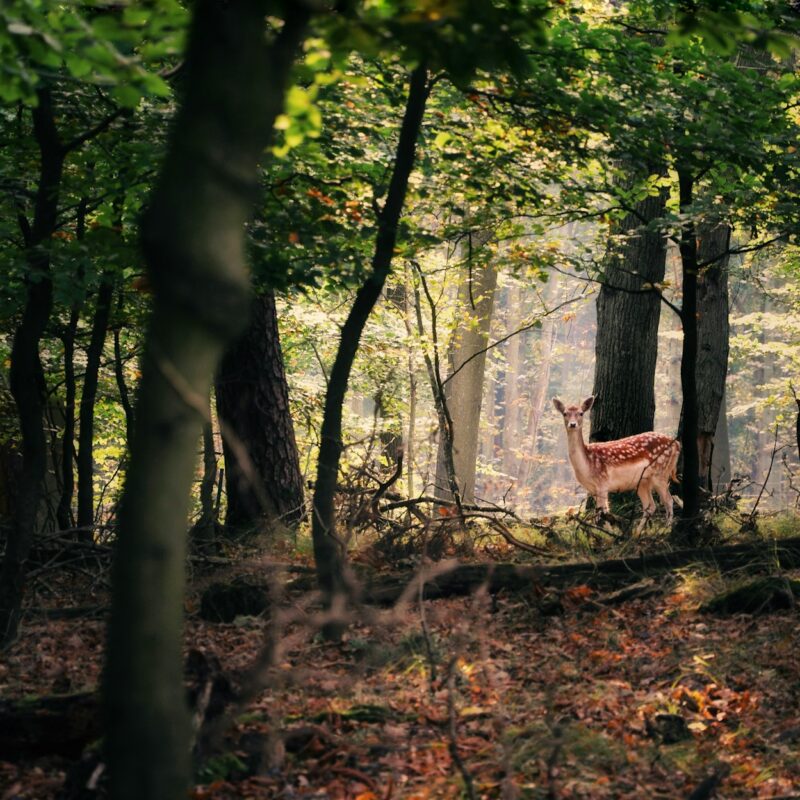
[581,396,595,412]
[552,397,565,413]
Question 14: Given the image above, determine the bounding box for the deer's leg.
[656,481,674,523]
[595,492,610,516]
[635,483,656,534]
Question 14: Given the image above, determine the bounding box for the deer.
[552,396,681,533]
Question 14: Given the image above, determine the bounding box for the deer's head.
[553,396,594,430]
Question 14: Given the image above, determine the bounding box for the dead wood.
[334,536,800,605]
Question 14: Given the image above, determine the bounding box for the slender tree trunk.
[76,277,114,533]
[191,398,218,545]
[676,168,701,534]
[113,325,135,449]
[57,305,80,530]
[103,4,311,799]
[311,64,430,598]
[591,179,668,442]
[519,317,557,491]
[0,91,64,646]
[434,238,498,503]
[403,271,417,498]
[501,286,523,479]
[215,291,304,532]
[694,224,730,489]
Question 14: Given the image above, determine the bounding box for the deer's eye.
[579,412,583,416]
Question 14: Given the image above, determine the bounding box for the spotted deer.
[552,396,681,532]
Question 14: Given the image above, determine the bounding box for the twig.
[445,656,477,800]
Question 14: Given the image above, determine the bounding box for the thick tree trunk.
[311,64,430,598]
[103,4,311,800]
[215,291,304,533]
[676,168,701,536]
[711,390,731,490]
[434,242,498,503]
[76,277,114,533]
[0,91,64,647]
[591,181,667,442]
[694,224,730,489]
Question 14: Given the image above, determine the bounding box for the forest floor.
[2,531,800,799]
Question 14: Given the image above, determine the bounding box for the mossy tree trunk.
[103,4,311,799]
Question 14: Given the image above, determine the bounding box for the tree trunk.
[591,181,668,442]
[191,402,218,545]
[403,272,418,498]
[113,322,135,449]
[0,91,64,647]
[76,277,114,533]
[57,306,80,531]
[519,317,557,492]
[103,4,311,800]
[215,291,305,533]
[694,224,730,489]
[501,286,523,479]
[434,240,498,503]
[311,64,430,598]
[676,168,701,535]
[711,390,731,490]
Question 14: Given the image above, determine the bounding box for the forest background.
[4,1,800,798]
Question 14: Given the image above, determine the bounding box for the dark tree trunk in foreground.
[694,224,730,489]
[215,291,304,533]
[191,404,218,545]
[676,168,701,537]
[311,64,430,598]
[591,181,668,442]
[76,277,114,533]
[0,91,64,646]
[103,4,311,800]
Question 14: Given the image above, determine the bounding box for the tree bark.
[311,64,430,598]
[694,224,730,489]
[434,237,498,503]
[676,168,701,535]
[76,277,114,533]
[711,390,731,490]
[103,4,311,800]
[215,291,305,533]
[591,181,668,442]
[0,91,64,646]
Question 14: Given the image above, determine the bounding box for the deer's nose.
[568,422,578,428]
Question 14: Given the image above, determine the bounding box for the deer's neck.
[566,428,594,485]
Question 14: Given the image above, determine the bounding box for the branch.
[62,109,125,154]
[442,294,586,387]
